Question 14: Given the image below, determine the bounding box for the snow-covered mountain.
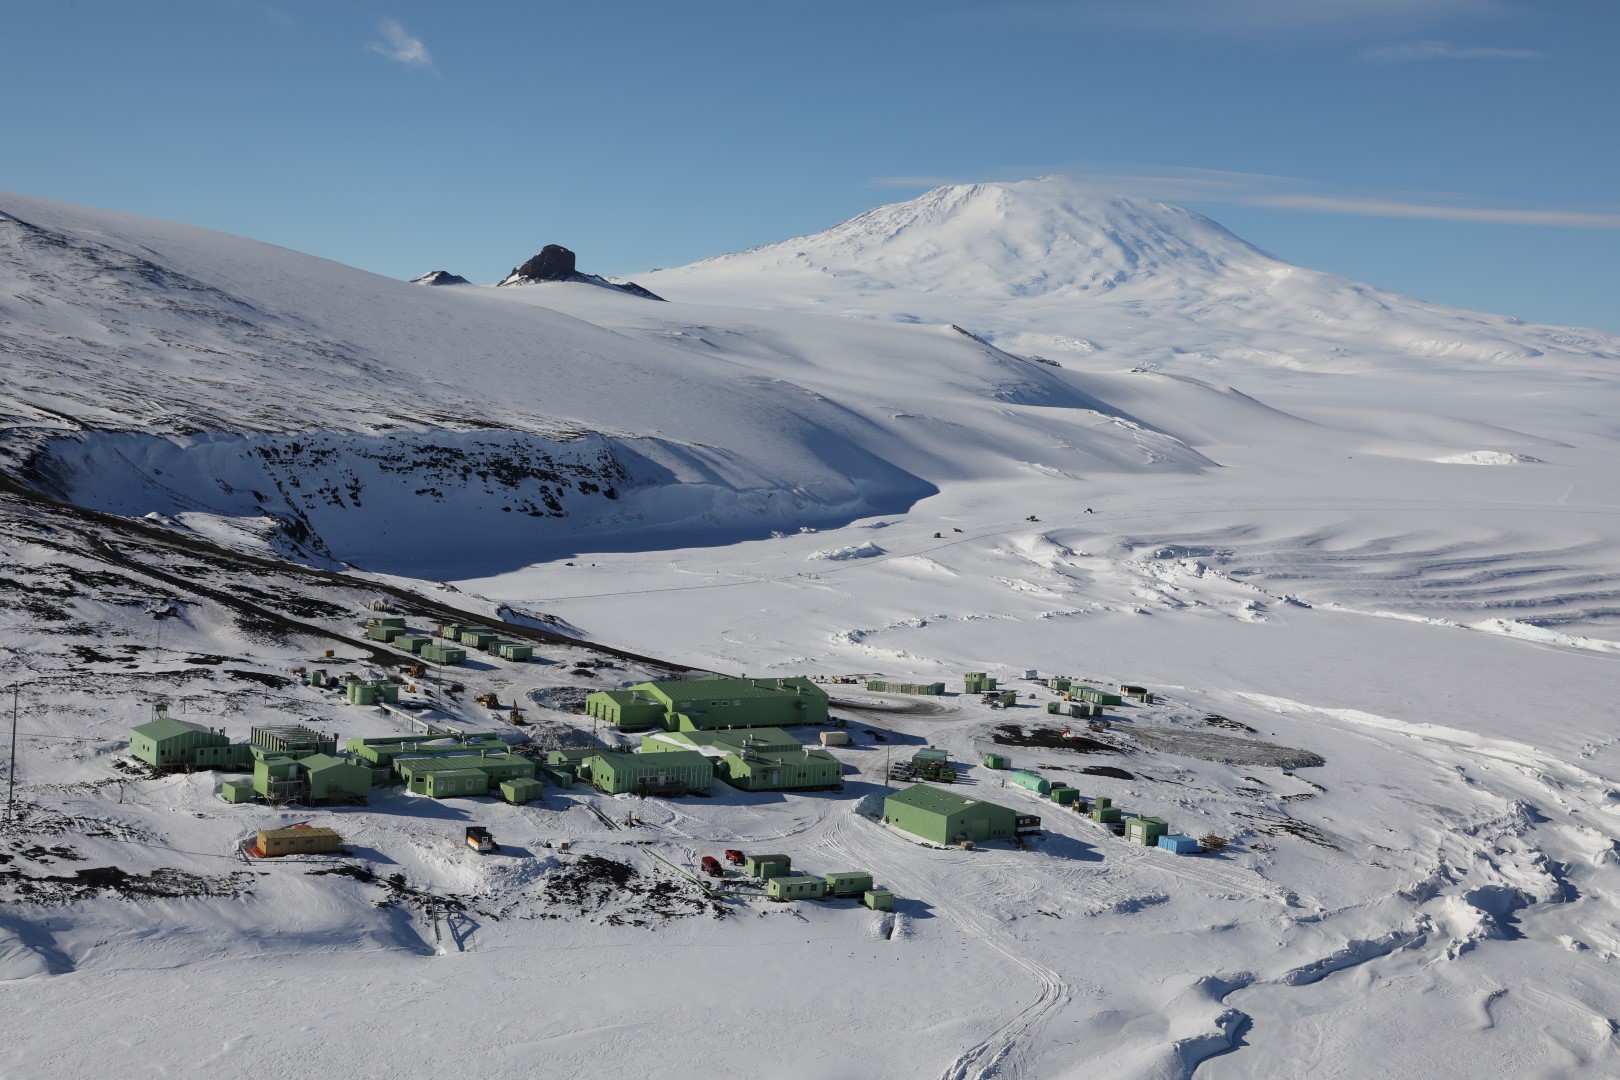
[6,182,1620,1079]
[644,177,1619,374]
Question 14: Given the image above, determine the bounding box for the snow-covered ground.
[3,179,1620,1078]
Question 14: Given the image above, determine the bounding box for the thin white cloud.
[951,0,1517,36]
[864,166,1620,230]
[368,17,435,72]
[1361,40,1546,63]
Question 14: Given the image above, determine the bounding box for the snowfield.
[3,178,1620,1079]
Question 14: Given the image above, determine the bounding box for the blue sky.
[4,0,1616,330]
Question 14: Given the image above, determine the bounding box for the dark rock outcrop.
[498,244,664,301]
[509,245,577,282]
[411,270,471,286]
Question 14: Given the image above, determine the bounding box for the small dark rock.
[411,270,471,286]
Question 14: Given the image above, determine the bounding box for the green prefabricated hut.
[585,750,713,795]
[1050,786,1079,805]
[419,644,467,665]
[1076,687,1123,706]
[883,785,1020,846]
[299,754,373,804]
[1125,816,1170,847]
[744,853,791,879]
[982,753,1012,770]
[393,635,432,654]
[366,624,403,642]
[497,642,532,661]
[864,889,895,912]
[460,630,499,650]
[767,874,828,901]
[369,617,407,629]
[1093,805,1122,824]
[217,779,255,803]
[824,871,874,897]
[501,777,544,804]
[913,747,948,767]
[129,714,239,770]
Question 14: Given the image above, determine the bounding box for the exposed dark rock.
[499,244,665,301]
[410,270,471,286]
[510,245,577,282]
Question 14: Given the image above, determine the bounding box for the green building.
[1125,816,1170,846]
[982,753,1011,770]
[585,676,829,732]
[864,889,895,912]
[251,725,337,759]
[824,871,874,897]
[642,729,842,791]
[501,777,544,804]
[253,755,303,801]
[585,750,713,796]
[217,779,256,803]
[420,644,466,665]
[394,635,432,654]
[882,785,1023,846]
[744,853,791,879]
[584,689,668,731]
[496,643,533,661]
[129,712,249,770]
[299,754,373,804]
[404,766,490,798]
[767,874,828,901]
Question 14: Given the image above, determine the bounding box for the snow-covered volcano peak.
[650,176,1279,302]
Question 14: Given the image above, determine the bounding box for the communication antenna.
[7,684,18,826]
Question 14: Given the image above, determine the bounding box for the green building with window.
[639,728,843,791]
[584,750,713,795]
[129,712,251,771]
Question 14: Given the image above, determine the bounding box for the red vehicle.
[723,849,746,865]
[701,856,724,877]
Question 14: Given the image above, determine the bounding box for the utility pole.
[7,684,17,827]
[883,743,890,789]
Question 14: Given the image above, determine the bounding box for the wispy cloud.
[368,17,435,73]
[1361,39,1545,63]
[950,0,1518,36]
[865,166,1620,230]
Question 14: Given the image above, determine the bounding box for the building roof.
[410,767,490,781]
[132,716,215,741]
[589,750,711,770]
[885,784,1006,816]
[299,753,366,773]
[635,676,828,704]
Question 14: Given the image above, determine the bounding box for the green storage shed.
[982,753,1012,770]
[1125,816,1170,847]
[882,785,1019,846]
[501,777,544,804]
[217,779,256,803]
[1010,770,1051,795]
[497,643,533,661]
[864,889,895,912]
[744,853,791,879]
[585,689,668,731]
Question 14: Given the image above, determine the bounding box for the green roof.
[411,767,489,780]
[637,676,828,704]
[300,753,365,773]
[131,716,216,742]
[885,784,999,816]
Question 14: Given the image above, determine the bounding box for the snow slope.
[4,182,1620,1079]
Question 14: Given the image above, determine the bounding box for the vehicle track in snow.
[813,811,1071,1080]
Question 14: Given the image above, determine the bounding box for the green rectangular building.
[585,750,713,795]
[585,689,668,731]
[420,644,466,665]
[1125,816,1170,846]
[744,853,791,878]
[394,635,432,654]
[497,643,533,661]
[501,777,544,804]
[882,785,1019,846]
[403,766,490,798]
[824,871,874,897]
[767,874,828,901]
[129,714,238,770]
[300,754,373,804]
